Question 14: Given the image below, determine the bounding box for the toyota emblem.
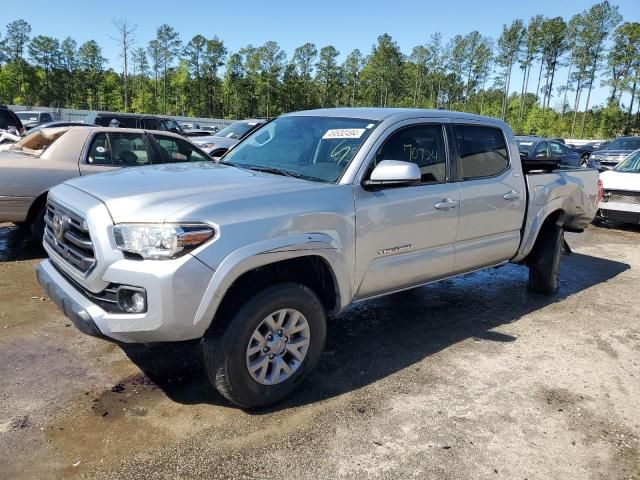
[52,214,66,242]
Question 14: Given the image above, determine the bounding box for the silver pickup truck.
[36,108,600,408]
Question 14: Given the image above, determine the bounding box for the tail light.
[597,178,603,204]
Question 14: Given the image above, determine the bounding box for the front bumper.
[36,255,215,343]
[36,261,106,339]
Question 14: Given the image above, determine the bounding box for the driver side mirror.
[362,160,421,190]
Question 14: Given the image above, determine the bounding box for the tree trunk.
[627,75,637,132]
[519,64,528,121]
[571,76,583,137]
[561,57,573,116]
[580,50,600,138]
[546,60,557,110]
[535,61,544,104]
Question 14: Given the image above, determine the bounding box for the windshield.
[222,116,378,183]
[605,137,640,151]
[215,121,260,139]
[516,140,534,155]
[16,112,38,121]
[615,150,640,173]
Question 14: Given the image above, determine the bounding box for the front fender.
[191,233,352,334]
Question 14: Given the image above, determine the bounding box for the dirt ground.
[0,222,638,480]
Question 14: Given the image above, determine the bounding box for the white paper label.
[322,128,366,140]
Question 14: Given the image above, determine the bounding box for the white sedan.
[597,149,640,224]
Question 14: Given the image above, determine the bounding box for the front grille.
[603,190,640,206]
[44,199,96,275]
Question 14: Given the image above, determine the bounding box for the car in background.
[0,105,24,134]
[589,136,640,170]
[516,136,581,167]
[15,111,55,130]
[597,149,640,225]
[192,118,267,157]
[27,121,89,135]
[84,112,185,135]
[566,142,597,164]
[0,126,211,240]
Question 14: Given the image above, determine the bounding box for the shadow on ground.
[0,224,45,261]
[119,251,630,411]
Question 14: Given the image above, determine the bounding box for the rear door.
[354,121,460,299]
[452,124,525,272]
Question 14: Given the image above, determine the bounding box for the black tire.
[202,283,326,408]
[30,207,46,247]
[527,222,564,295]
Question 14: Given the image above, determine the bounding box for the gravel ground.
[0,222,639,480]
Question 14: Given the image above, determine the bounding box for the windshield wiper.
[247,165,303,178]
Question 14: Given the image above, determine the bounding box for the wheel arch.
[514,204,567,263]
[192,235,351,336]
[25,190,49,224]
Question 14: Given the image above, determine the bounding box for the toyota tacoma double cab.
[36,108,600,408]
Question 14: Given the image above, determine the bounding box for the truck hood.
[62,162,319,223]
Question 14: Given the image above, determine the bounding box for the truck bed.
[513,167,600,262]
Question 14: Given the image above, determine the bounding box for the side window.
[153,135,209,163]
[549,142,563,156]
[455,125,509,180]
[143,118,159,130]
[533,142,548,158]
[87,133,112,165]
[110,132,150,166]
[42,113,53,122]
[377,124,447,184]
[159,120,178,132]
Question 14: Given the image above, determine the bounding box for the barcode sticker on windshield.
[322,128,366,139]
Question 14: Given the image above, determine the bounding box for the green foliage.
[0,7,638,137]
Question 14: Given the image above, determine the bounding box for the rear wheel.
[202,283,326,408]
[527,222,564,295]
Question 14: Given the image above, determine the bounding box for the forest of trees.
[0,1,638,138]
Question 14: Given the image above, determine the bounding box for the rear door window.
[143,118,159,130]
[110,132,151,165]
[455,125,509,180]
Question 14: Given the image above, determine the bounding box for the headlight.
[199,143,215,149]
[113,223,215,260]
[590,153,602,160]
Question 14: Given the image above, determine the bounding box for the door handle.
[434,198,459,211]
[503,190,520,200]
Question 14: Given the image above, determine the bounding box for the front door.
[354,122,459,299]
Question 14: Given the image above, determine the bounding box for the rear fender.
[513,198,567,263]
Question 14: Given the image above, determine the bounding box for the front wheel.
[202,283,326,408]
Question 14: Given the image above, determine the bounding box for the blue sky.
[9,0,640,109]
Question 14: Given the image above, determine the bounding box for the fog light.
[117,287,147,313]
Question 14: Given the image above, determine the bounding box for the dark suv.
[0,105,24,133]
[84,113,184,135]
